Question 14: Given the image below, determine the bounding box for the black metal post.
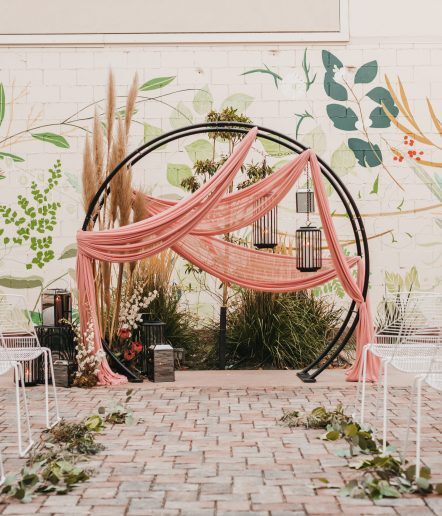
[218,306,227,370]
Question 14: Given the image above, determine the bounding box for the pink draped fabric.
[76,127,378,385]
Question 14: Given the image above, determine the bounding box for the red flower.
[118,328,131,340]
[124,349,136,361]
[131,341,143,354]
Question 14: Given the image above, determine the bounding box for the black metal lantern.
[41,289,72,326]
[296,188,315,213]
[137,314,166,375]
[14,359,39,387]
[252,197,278,250]
[296,164,315,214]
[296,225,322,272]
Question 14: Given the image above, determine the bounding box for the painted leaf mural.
[326,104,358,131]
[322,50,348,101]
[193,86,213,115]
[366,87,399,128]
[354,60,378,84]
[31,133,69,148]
[185,139,214,162]
[0,152,24,162]
[348,138,383,168]
[330,143,356,177]
[169,102,193,129]
[0,275,44,289]
[139,76,176,91]
[0,83,5,126]
[221,93,254,112]
[167,163,192,189]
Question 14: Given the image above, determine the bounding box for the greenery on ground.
[281,404,442,501]
[227,290,342,369]
[1,390,134,503]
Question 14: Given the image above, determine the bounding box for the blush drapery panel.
[76,127,378,385]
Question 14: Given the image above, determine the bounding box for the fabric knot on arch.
[76,126,379,386]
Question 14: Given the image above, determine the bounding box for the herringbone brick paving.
[0,373,441,515]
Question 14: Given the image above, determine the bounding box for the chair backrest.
[0,294,37,339]
[375,292,442,341]
[425,356,442,391]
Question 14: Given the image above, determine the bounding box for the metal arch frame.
[82,122,370,383]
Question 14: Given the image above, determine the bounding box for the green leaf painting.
[330,143,356,177]
[31,133,69,149]
[58,243,77,260]
[348,138,383,168]
[354,60,378,84]
[0,83,5,126]
[221,93,254,112]
[322,50,348,101]
[302,126,326,157]
[139,76,175,91]
[258,137,292,157]
[0,275,44,289]
[193,86,213,115]
[322,50,344,71]
[370,174,379,194]
[143,123,164,145]
[326,104,358,131]
[169,102,193,129]
[366,87,399,128]
[0,152,24,162]
[241,65,282,88]
[167,163,192,189]
[185,139,214,162]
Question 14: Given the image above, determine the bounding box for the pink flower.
[118,329,131,340]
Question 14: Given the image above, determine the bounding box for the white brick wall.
[0,41,441,310]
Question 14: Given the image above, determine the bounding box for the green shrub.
[227,290,343,369]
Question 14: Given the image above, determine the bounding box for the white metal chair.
[0,349,33,461]
[356,292,442,451]
[0,294,60,429]
[403,350,442,478]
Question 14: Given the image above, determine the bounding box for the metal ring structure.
[82,122,369,383]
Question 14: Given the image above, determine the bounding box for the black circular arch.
[82,122,369,383]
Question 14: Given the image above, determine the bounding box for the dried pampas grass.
[82,133,96,216]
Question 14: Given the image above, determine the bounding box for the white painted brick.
[61,52,94,69]
[211,68,245,85]
[12,69,42,85]
[93,51,128,69]
[194,50,229,68]
[397,48,431,66]
[28,86,60,103]
[176,67,209,86]
[127,50,161,68]
[44,69,76,86]
[228,51,262,67]
[162,51,195,68]
[430,49,442,65]
[26,51,60,69]
[76,69,107,86]
[60,86,94,102]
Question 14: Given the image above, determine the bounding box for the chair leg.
[359,345,369,426]
[46,349,60,427]
[382,362,389,453]
[403,376,418,464]
[415,377,423,479]
[14,363,34,457]
[42,349,60,429]
[0,448,4,485]
[374,359,384,421]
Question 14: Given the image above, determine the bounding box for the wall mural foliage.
[0,46,440,317]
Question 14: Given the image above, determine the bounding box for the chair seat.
[0,348,43,361]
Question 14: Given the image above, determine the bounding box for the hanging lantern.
[296,226,322,272]
[137,314,167,376]
[296,163,315,214]
[41,289,72,326]
[253,196,278,250]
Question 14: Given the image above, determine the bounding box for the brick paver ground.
[0,371,440,515]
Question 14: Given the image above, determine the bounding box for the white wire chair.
[403,350,442,479]
[0,294,60,429]
[0,347,33,463]
[356,292,442,451]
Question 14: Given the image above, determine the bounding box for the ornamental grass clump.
[227,290,342,369]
